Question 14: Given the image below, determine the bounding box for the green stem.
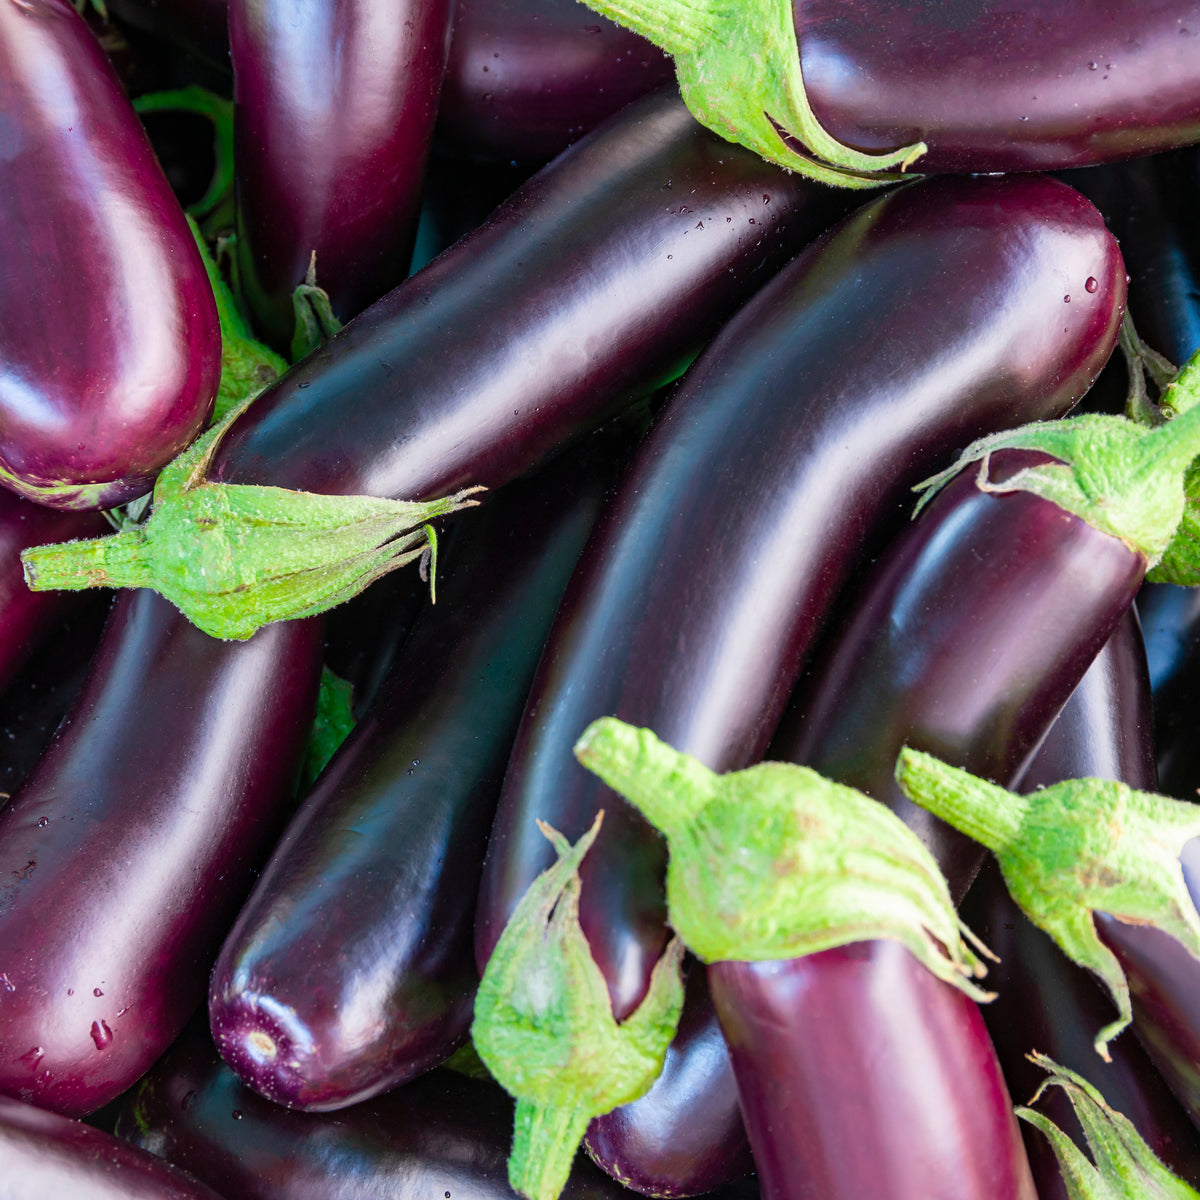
[508,1100,591,1200]
[573,718,716,842]
[1137,387,1200,479]
[1161,345,1200,419]
[22,528,150,592]
[894,748,1028,855]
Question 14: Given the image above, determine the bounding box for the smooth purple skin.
[116,1024,661,1200]
[231,0,455,347]
[583,965,752,1198]
[778,450,1147,901]
[476,173,1125,1023]
[0,491,107,694]
[436,0,674,163]
[965,611,1200,1199]
[0,591,322,1117]
[212,88,844,498]
[0,1093,224,1200]
[709,948,1035,1200]
[208,440,616,1111]
[797,0,1200,173]
[0,0,219,510]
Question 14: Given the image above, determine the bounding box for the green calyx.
[21,396,483,641]
[299,665,357,792]
[895,748,1200,1059]
[572,718,992,1000]
[575,0,925,187]
[471,813,685,1200]
[911,385,1200,569]
[1016,1053,1200,1198]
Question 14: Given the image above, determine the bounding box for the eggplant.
[578,0,1200,185]
[0,1092,224,1200]
[0,593,322,1116]
[117,1023,681,1200]
[208,432,625,1111]
[474,173,1122,1195]
[963,611,1200,1200]
[0,0,220,510]
[437,0,673,163]
[231,0,455,346]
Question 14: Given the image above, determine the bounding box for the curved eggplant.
[0,1092,223,1200]
[437,0,673,163]
[117,1024,671,1200]
[0,593,322,1116]
[208,433,624,1111]
[231,0,455,346]
[0,0,219,510]
[477,173,1123,1196]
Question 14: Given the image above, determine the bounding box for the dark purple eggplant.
[0,1092,224,1199]
[231,0,455,346]
[116,1022,683,1200]
[0,593,322,1117]
[208,432,626,1111]
[436,0,673,163]
[962,610,1200,1200]
[476,173,1123,1196]
[0,0,220,510]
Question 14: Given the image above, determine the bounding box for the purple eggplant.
[0,0,220,510]
[231,0,455,346]
[0,593,322,1116]
[963,611,1200,1199]
[0,1092,224,1199]
[475,174,1122,1195]
[116,1023,678,1200]
[208,433,624,1111]
[437,0,673,163]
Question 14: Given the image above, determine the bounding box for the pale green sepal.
[577,0,925,187]
[21,399,484,642]
[1118,311,1178,429]
[573,719,992,1001]
[185,216,288,422]
[299,666,357,791]
[291,253,344,362]
[896,748,1200,1059]
[1017,1053,1200,1198]
[472,813,686,1200]
[910,402,1200,569]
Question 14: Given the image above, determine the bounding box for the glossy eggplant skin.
[0,592,323,1117]
[0,1093,224,1200]
[0,0,219,510]
[780,450,1147,901]
[231,0,455,346]
[208,436,621,1112]
[797,0,1200,174]
[965,611,1200,1200]
[116,1025,657,1200]
[437,0,673,163]
[212,87,843,498]
[0,493,107,694]
[709,946,1031,1200]
[476,173,1124,1016]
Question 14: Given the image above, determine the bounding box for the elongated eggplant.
[0,1092,223,1199]
[208,432,625,1111]
[437,0,673,163]
[964,611,1200,1200]
[476,173,1123,1195]
[577,0,1200,184]
[117,1023,675,1200]
[0,0,219,510]
[0,593,322,1116]
[231,0,455,346]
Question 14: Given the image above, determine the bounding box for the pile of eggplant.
[8,1,1200,1198]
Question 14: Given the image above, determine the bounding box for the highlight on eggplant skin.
[0,0,220,511]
